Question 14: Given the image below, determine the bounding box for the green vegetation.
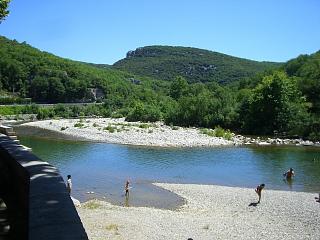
[138,123,151,129]
[74,122,85,128]
[104,125,116,133]
[171,126,179,130]
[0,36,168,106]
[0,36,319,140]
[113,46,281,84]
[0,0,10,22]
[83,201,102,209]
[200,127,233,140]
[0,104,39,115]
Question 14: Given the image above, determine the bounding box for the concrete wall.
[0,134,88,240]
[0,135,29,239]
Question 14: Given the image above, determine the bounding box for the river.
[19,135,320,209]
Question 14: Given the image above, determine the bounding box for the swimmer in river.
[283,168,295,179]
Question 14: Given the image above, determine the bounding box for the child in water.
[125,180,130,197]
[255,184,265,203]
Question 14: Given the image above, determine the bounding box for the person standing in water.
[125,180,130,197]
[283,168,295,179]
[255,184,265,203]
[66,175,72,195]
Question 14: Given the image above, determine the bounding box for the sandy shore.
[20,118,234,147]
[77,183,320,240]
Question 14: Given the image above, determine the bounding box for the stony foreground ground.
[77,183,320,240]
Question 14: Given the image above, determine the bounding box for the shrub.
[200,128,215,137]
[37,108,54,120]
[214,126,225,138]
[200,126,233,140]
[74,122,84,128]
[139,123,150,129]
[104,125,116,133]
[111,112,124,118]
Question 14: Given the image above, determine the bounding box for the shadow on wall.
[0,134,88,240]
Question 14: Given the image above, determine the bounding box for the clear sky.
[0,0,319,64]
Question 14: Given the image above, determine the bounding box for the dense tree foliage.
[0,36,168,106]
[0,0,10,22]
[241,71,308,135]
[0,36,319,140]
[113,46,282,84]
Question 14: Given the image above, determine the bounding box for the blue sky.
[0,0,319,64]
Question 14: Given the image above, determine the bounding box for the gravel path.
[77,183,320,240]
[21,118,234,147]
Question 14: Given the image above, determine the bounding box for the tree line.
[0,36,319,140]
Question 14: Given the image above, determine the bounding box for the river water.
[18,135,320,209]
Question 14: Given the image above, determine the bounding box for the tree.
[0,0,11,22]
[30,76,49,102]
[244,71,309,135]
[169,76,188,100]
[48,77,65,103]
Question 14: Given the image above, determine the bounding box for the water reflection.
[283,178,293,190]
[124,195,130,207]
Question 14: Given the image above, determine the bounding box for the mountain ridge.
[113,45,283,84]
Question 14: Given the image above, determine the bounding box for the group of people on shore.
[255,167,295,203]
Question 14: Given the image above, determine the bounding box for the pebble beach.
[20,118,234,147]
[18,118,320,147]
[77,183,320,240]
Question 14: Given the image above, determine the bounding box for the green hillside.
[0,35,319,140]
[0,36,146,103]
[113,46,282,84]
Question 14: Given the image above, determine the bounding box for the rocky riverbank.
[19,118,234,147]
[77,183,320,240]
[17,118,320,148]
[234,135,320,147]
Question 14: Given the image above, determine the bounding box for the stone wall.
[0,134,88,240]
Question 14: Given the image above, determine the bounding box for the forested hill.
[284,50,320,114]
[0,36,137,103]
[0,35,319,140]
[113,46,282,84]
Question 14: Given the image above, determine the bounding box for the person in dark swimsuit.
[283,168,295,179]
[255,184,265,203]
[125,180,130,197]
